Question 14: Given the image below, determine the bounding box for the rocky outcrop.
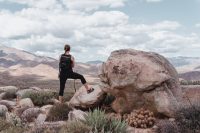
[69,85,106,109]
[99,49,182,117]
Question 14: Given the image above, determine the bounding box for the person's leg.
[59,73,67,103]
[69,72,93,92]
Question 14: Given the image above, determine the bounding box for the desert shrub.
[157,120,179,133]
[59,121,91,133]
[22,91,57,106]
[175,102,200,133]
[83,109,127,133]
[0,117,26,133]
[102,94,115,106]
[62,92,74,102]
[46,104,72,121]
[1,90,17,100]
[0,126,26,133]
[180,80,200,85]
[0,118,11,132]
[6,112,24,127]
[29,127,59,133]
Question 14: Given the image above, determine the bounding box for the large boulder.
[99,49,182,117]
[69,85,106,109]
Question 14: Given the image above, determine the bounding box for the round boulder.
[69,85,106,109]
[99,49,182,117]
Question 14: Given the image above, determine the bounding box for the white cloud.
[62,0,126,11]
[195,23,200,28]
[0,0,200,62]
[145,0,163,3]
[0,0,62,9]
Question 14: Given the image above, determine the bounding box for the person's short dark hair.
[64,44,70,51]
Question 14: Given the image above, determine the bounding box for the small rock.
[0,100,16,107]
[0,92,6,100]
[21,107,41,122]
[35,113,47,125]
[68,109,88,121]
[50,98,60,104]
[0,104,8,117]
[40,105,53,115]
[169,118,175,122]
[19,98,34,108]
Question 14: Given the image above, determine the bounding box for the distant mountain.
[168,56,200,80]
[0,46,56,68]
[0,46,99,81]
[168,56,200,68]
[86,60,103,65]
[179,71,200,81]
[1,46,200,81]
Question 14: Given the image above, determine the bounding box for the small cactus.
[124,108,156,128]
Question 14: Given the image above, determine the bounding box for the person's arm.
[71,56,75,68]
[58,55,61,78]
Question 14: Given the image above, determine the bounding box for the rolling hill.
[0,46,100,81]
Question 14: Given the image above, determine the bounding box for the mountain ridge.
[0,46,200,81]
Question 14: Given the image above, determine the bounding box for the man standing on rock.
[58,44,94,103]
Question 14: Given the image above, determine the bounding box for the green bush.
[59,121,91,133]
[46,104,72,121]
[83,109,127,133]
[21,91,57,106]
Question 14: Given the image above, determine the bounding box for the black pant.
[59,70,87,96]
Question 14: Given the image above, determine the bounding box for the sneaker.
[87,88,94,94]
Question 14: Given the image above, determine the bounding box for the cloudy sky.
[0,0,200,62]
